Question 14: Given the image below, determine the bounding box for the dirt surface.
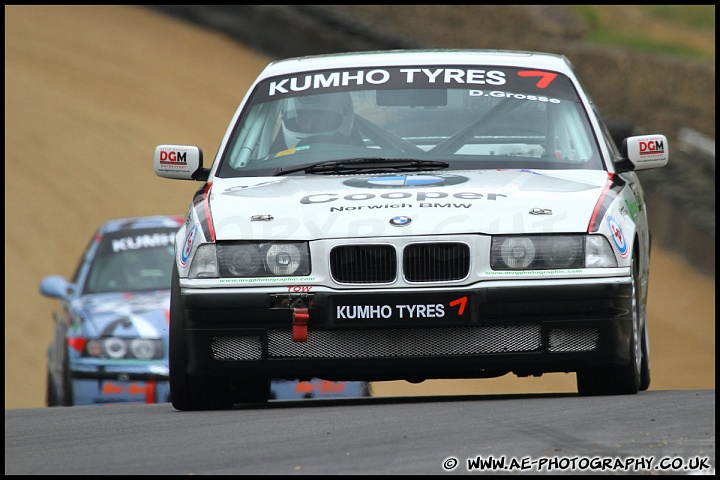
[5,6,715,410]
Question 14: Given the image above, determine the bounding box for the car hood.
[210,170,610,240]
[74,291,170,340]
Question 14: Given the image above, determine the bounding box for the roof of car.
[98,215,184,234]
[261,49,576,78]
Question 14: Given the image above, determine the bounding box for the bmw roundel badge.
[389,216,412,227]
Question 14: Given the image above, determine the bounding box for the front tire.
[169,263,233,411]
[639,310,651,391]
[46,369,58,407]
[577,254,644,396]
[59,346,74,406]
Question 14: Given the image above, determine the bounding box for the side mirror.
[614,134,669,173]
[39,275,74,300]
[154,145,210,181]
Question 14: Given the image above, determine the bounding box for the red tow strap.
[292,307,309,342]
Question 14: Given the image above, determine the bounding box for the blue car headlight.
[85,338,163,360]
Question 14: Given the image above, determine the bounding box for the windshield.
[84,228,177,294]
[217,65,604,177]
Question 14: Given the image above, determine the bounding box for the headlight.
[223,243,263,276]
[129,339,158,360]
[188,243,219,279]
[265,243,305,275]
[216,241,310,277]
[84,338,163,359]
[103,337,128,359]
[498,237,536,268]
[584,235,619,268]
[491,235,617,270]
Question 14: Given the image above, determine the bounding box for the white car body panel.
[209,170,609,240]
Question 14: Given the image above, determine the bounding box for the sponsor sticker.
[111,233,175,253]
[330,294,472,326]
[179,225,199,267]
[344,174,468,189]
[606,215,629,258]
[252,66,577,104]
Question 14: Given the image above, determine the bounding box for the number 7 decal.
[518,70,558,88]
[449,296,468,316]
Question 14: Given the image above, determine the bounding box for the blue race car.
[41,215,368,406]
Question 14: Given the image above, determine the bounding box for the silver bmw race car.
[154,49,668,410]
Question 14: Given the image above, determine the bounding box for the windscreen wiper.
[274,158,449,176]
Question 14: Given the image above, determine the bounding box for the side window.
[71,232,99,284]
[595,113,623,162]
[227,102,283,169]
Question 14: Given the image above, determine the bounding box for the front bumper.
[70,377,171,405]
[179,279,634,382]
[270,379,370,400]
[70,362,170,405]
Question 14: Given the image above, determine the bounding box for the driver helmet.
[120,254,144,286]
[281,92,354,148]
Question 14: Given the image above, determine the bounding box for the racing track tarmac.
[5,390,716,474]
[4,9,716,471]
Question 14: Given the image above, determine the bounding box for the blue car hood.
[73,291,171,340]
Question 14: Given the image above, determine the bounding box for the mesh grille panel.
[209,327,600,360]
[548,327,599,352]
[211,336,263,360]
[266,325,541,358]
